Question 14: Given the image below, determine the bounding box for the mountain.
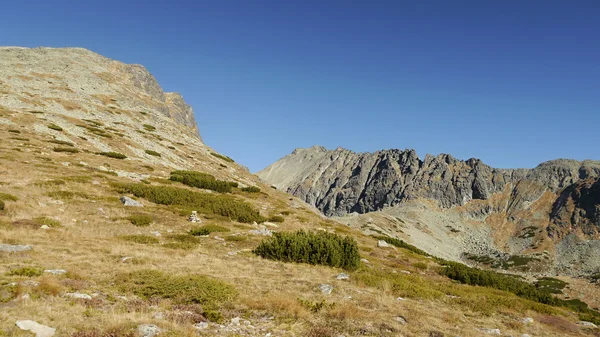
[1,47,599,336]
[258,146,600,275]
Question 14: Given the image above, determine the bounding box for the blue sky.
[2,1,599,172]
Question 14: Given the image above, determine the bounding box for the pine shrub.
[170,170,233,193]
[253,230,361,270]
[210,152,234,163]
[0,200,4,211]
[53,147,79,153]
[127,213,153,227]
[98,151,127,159]
[145,150,161,157]
[241,186,261,193]
[189,224,230,236]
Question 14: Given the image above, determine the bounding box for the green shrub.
[190,224,230,236]
[48,124,63,131]
[536,277,567,294]
[46,191,89,200]
[413,262,428,270]
[0,193,17,201]
[33,216,61,227]
[120,235,159,244]
[0,200,4,211]
[298,298,335,313]
[142,124,156,131]
[116,269,237,308]
[113,183,266,223]
[98,152,127,159]
[145,150,161,157]
[170,170,233,193]
[8,129,21,134]
[203,309,224,323]
[267,215,285,223]
[11,137,29,141]
[35,179,66,187]
[280,211,291,216]
[7,266,44,277]
[241,186,261,193]
[372,235,431,257]
[162,234,201,250]
[210,152,234,163]
[228,181,238,188]
[127,213,153,227]
[53,147,79,153]
[253,230,361,270]
[225,235,247,242]
[48,139,74,147]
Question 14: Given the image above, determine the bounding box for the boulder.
[15,320,56,337]
[120,196,142,207]
[137,324,160,337]
[318,284,334,295]
[0,244,32,252]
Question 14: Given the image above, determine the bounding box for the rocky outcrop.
[550,177,600,238]
[258,146,600,217]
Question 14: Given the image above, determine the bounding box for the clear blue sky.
[2,1,599,172]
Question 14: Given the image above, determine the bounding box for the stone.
[396,297,406,301]
[360,258,370,264]
[393,316,408,325]
[521,317,534,324]
[40,225,50,230]
[65,292,92,300]
[0,244,32,252]
[231,317,241,325]
[21,280,40,287]
[520,334,532,337]
[137,324,160,337]
[194,322,209,330]
[319,284,334,295]
[153,312,164,320]
[577,321,598,328]
[45,269,67,275]
[188,211,201,223]
[120,196,142,207]
[249,227,273,236]
[477,328,501,335]
[378,240,391,248]
[150,231,161,237]
[15,320,56,337]
[336,273,350,280]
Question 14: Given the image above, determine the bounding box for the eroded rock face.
[550,177,600,238]
[258,146,600,217]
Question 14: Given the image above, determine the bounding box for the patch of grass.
[7,266,44,277]
[120,235,159,244]
[280,211,292,216]
[225,235,247,242]
[170,170,233,193]
[254,230,361,270]
[0,200,4,211]
[0,193,18,201]
[142,124,156,131]
[162,234,201,250]
[10,137,29,141]
[298,298,335,313]
[35,179,66,187]
[126,213,153,227]
[241,186,261,193]
[115,270,237,308]
[33,216,61,227]
[113,183,266,223]
[48,139,74,147]
[190,224,230,236]
[142,165,154,171]
[413,262,428,270]
[268,215,285,223]
[372,235,431,257]
[46,190,89,200]
[48,124,63,131]
[8,129,21,134]
[64,176,92,183]
[28,110,45,114]
[536,277,567,294]
[145,150,161,157]
[210,152,234,163]
[53,147,79,153]
[97,152,127,159]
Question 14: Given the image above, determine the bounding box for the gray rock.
[393,316,407,325]
[249,227,272,236]
[194,322,209,330]
[0,244,32,252]
[137,324,160,337]
[15,320,56,337]
[64,292,92,300]
[44,269,67,275]
[319,284,334,295]
[120,196,142,207]
[521,317,534,324]
[40,225,50,230]
[378,240,391,248]
[336,273,350,280]
[577,321,598,328]
[477,328,501,335]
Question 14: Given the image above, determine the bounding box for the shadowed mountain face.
[258,146,600,224]
[551,178,600,238]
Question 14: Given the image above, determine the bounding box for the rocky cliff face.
[0,47,200,137]
[259,146,600,217]
[550,177,600,239]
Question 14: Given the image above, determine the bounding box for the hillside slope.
[1,47,599,337]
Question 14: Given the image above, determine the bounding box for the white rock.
[16,320,56,337]
[0,244,32,252]
[378,240,391,248]
[319,284,334,295]
[400,270,411,274]
[120,196,142,207]
[577,321,598,328]
[396,297,406,301]
[64,292,92,300]
[521,317,534,324]
[194,322,209,330]
[150,231,161,237]
[121,256,133,262]
[40,225,50,230]
[44,269,67,275]
[231,317,241,325]
[477,328,501,335]
[360,258,370,264]
[336,273,350,280]
[138,324,160,337]
[393,316,407,325]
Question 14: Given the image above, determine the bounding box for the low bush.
[210,152,234,163]
[372,235,431,257]
[46,191,89,200]
[280,211,292,216]
[225,235,247,242]
[8,129,21,134]
[253,230,361,270]
[0,193,18,202]
[190,224,230,236]
[162,234,201,250]
[7,266,44,277]
[127,213,153,227]
[113,183,266,223]
[116,269,237,308]
[0,200,4,211]
[142,124,156,131]
[48,124,63,131]
[120,235,159,244]
[98,152,127,159]
[48,139,74,147]
[145,150,161,157]
[241,186,261,193]
[53,147,79,153]
[170,170,233,193]
[268,215,285,223]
